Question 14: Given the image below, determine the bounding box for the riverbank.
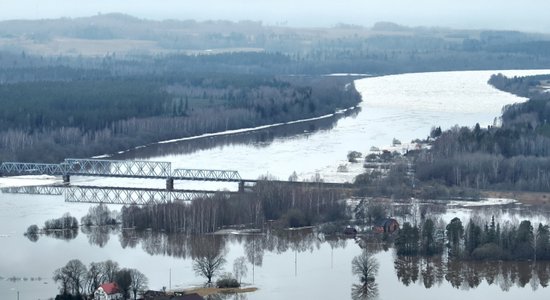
[481,190,550,206]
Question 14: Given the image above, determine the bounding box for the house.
[172,294,204,300]
[143,290,167,300]
[343,226,358,235]
[373,218,399,234]
[95,282,123,300]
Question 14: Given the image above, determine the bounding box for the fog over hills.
[1,0,549,32]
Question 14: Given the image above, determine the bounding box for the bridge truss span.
[65,158,171,178]
[64,186,218,204]
[172,168,241,181]
[0,162,67,176]
[1,185,64,195]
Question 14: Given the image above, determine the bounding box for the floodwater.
[2,70,550,300]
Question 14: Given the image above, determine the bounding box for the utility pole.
[169,268,172,291]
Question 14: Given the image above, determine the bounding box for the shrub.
[217,277,240,288]
[347,151,362,163]
[25,224,40,235]
[470,243,509,260]
[283,209,310,228]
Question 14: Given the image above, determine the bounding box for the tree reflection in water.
[37,218,550,294]
[81,225,118,247]
[351,250,379,300]
[44,228,79,241]
[394,252,550,291]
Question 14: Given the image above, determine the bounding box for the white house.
[94,282,123,300]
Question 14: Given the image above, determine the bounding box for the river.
[2,70,550,300]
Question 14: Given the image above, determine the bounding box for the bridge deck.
[0,159,242,181]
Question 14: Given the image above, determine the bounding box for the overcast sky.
[1,0,549,32]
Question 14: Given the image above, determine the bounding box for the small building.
[343,226,358,235]
[143,290,167,300]
[172,293,204,300]
[373,218,399,234]
[95,282,123,300]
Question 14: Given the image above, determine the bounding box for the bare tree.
[101,260,120,283]
[86,262,104,294]
[53,268,70,295]
[351,251,379,300]
[53,259,87,296]
[352,251,379,285]
[129,269,148,300]
[233,256,248,284]
[116,268,132,299]
[193,254,226,285]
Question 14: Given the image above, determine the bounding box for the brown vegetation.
[183,286,258,297]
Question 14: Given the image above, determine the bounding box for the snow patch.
[0,175,60,188]
[157,106,357,145]
[449,198,517,207]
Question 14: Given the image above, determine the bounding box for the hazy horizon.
[1,0,550,33]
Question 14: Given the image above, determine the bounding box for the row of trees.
[395,216,550,261]
[393,254,550,291]
[445,217,550,261]
[53,259,148,300]
[120,179,348,234]
[25,213,79,242]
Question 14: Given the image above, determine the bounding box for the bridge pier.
[238,181,245,193]
[166,177,174,191]
[62,175,70,184]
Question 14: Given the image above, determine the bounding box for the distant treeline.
[4,15,550,75]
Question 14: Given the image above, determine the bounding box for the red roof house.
[95,282,123,300]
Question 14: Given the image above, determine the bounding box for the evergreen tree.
[446,217,464,257]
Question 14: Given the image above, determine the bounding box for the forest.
[395,216,550,261]
[3,15,550,163]
[0,69,361,162]
[120,180,348,234]
[410,74,550,193]
[352,73,550,198]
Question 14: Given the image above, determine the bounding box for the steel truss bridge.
[0,158,352,204]
[0,158,243,204]
[1,185,228,204]
[0,158,241,182]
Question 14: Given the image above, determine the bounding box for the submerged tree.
[233,256,248,284]
[395,222,420,255]
[351,251,379,299]
[193,254,227,285]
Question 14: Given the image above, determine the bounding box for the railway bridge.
[0,158,354,204]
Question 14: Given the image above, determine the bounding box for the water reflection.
[30,228,79,241]
[113,107,361,160]
[394,253,550,291]
[113,227,333,263]
[81,225,118,248]
[351,250,379,300]
[23,205,550,297]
